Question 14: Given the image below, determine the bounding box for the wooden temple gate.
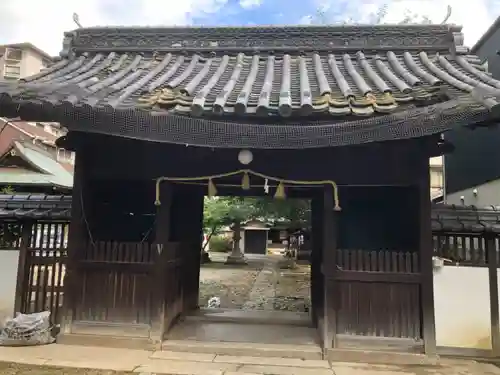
[309,178,432,355]
[5,192,500,357]
[1,21,500,361]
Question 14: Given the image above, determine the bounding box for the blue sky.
[0,0,498,56]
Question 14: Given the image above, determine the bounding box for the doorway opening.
[166,195,318,346]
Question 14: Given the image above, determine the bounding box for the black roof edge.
[471,16,500,54]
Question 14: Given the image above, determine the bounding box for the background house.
[0,119,74,193]
[0,140,73,194]
[444,16,500,205]
[0,42,53,80]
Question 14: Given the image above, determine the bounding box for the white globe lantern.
[238,149,253,165]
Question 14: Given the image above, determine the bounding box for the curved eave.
[0,95,498,149]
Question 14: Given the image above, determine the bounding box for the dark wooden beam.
[322,184,338,353]
[418,156,437,356]
[150,181,172,347]
[84,133,424,187]
[487,234,500,355]
[14,221,34,316]
[310,196,323,329]
[60,151,90,334]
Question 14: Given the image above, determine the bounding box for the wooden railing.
[18,222,69,324]
[433,232,490,267]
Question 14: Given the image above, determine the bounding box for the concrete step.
[185,308,312,327]
[161,340,323,360]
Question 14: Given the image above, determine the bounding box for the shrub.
[209,235,232,252]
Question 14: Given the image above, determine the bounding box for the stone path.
[0,343,499,375]
[242,256,278,310]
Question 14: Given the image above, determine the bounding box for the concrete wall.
[444,29,500,196]
[473,26,500,80]
[434,265,495,349]
[0,249,20,327]
[446,178,500,206]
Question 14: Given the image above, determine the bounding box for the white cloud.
[0,0,229,56]
[239,0,264,9]
[307,0,500,47]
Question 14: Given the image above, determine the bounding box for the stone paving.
[0,344,500,375]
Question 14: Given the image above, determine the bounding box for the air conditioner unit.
[5,48,22,62]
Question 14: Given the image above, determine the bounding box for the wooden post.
[188,190,204,310]
[322,184,338,352]
[418,158,437,356]
[60,151,88,335]
[310,196,323,327]
[487,235,500,355]
[150,181,172,347]
[14,221,34,315]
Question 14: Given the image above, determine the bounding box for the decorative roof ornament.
[72,13,82,28]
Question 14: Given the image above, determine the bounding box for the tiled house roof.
[0,194,71,220]
[0,140,73,189]
[1,25,500,149]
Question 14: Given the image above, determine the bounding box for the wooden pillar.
[150,181,172,346]
[487,234,500,355]
[169,185,204,311]
[322,184,338,351]
[418,157,437,356]
[310,196,323,327]
[182,187,204,310]
[14,220,34,315]
[60,151,89,335]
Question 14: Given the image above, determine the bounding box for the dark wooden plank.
[77,261,154,273]
[334,271,421,284]
[14,222,34,315]
[322,184,338,351]
[150,181,173,346]
[418,156,436,355]
[487,235,500,356]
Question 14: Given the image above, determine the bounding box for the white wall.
[446,179,500,206]
[434,265,493,349]
[0,250,20,327]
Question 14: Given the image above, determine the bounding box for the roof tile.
[4,49,500,118]
[1,25,500,149]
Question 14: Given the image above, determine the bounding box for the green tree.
[203,196,310,245]
[0,185,14,194]
[203,197,259,249]
[0,185,19,248]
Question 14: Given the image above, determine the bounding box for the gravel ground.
[198,253,311,312]
[0,363,132,375]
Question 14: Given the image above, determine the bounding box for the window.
[42,59,51,68]
[5,48,22,61]
[4,64,20,78]
[57,148,75,165]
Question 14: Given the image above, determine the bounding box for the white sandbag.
[0,311,55,346]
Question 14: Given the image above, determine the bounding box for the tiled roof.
[1,25,500,149]
[7,49,498,118]
[9,121,58,143]
[0,194,71,220]
[0,141,73,188]
[431,204,500,233]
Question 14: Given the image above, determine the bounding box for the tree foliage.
[203,196,310,239]
[0,186,20,248]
